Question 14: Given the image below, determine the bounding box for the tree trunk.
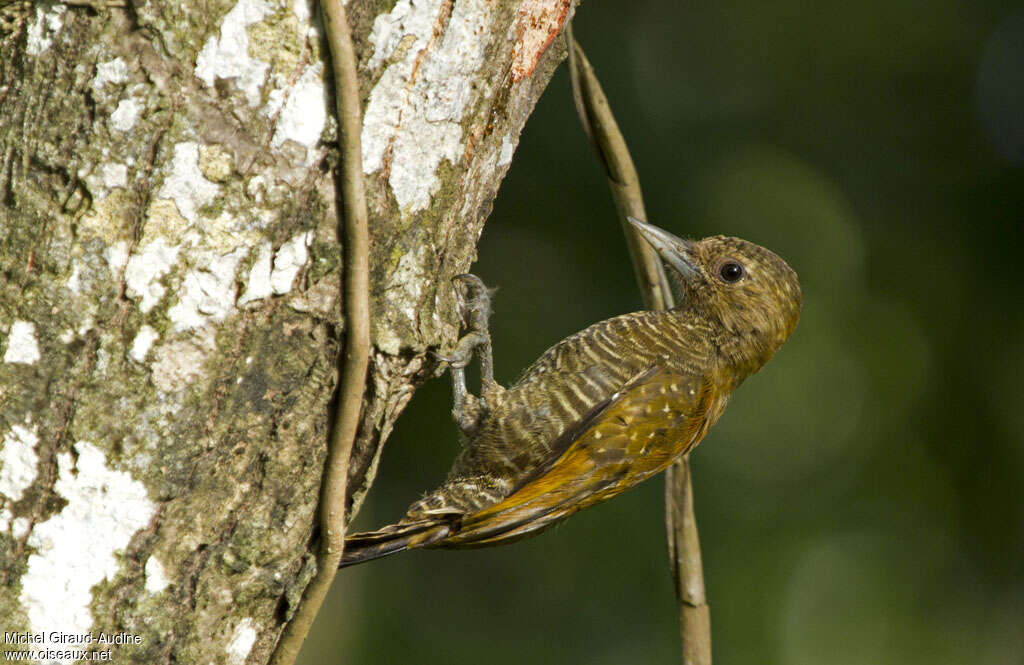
[0,0,573,662]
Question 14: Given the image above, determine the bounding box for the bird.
[340,217,801,567]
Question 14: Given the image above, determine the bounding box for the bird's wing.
[439,365,727,547]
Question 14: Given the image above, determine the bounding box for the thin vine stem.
[565,22,711,665]
[268,1,370,664]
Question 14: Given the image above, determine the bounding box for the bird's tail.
[340,519,453,568]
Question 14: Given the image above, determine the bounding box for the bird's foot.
[434,274,500,433]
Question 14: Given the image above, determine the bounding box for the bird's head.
[629,218,802,369]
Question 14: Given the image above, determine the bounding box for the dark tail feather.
[340,520,452,568]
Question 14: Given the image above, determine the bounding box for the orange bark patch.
[510,0,571,82]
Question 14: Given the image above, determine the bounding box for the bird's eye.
[718,261,745,283]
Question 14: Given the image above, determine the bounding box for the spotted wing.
[439,365,727,547]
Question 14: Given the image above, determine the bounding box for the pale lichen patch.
[3,321,41,365]
[361,0,495,213]
[158,142,221,224]
[167,248,248,331]
[104,240,130,274]
[3,319,39,364]
[129,325,160,363]
[79,161,127,202]
[92,57,130,91]
[226,618,258,665]
[19,442,156,642]
[110,97,143,132]
[270,231,312,295]
[238,241,273,306]
[125,239,181,313]
[101,162,128,189]
[11,516,30,539]
[144,556,170,594]
[195,0,272,107]
[0,421,40,502]
[76,314,96,338]
[498,134,516,166]
[65,260,84,294]
[25,0,66,57]
[290,0,317,37]
[265,62,328,164]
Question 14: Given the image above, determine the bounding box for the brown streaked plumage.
[341,218,801,567]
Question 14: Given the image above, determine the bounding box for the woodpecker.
[341,218,801,566]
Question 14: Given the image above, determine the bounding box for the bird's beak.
[627,217,699,283]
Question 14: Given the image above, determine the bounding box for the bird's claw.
[443,273,498,434]
[431,337,481,370]
[453,273,494,331]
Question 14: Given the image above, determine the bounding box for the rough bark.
[0,0,572,662]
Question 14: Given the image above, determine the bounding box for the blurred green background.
[303,1,1024,663]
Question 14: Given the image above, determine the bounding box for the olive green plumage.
[341,220,801,567]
